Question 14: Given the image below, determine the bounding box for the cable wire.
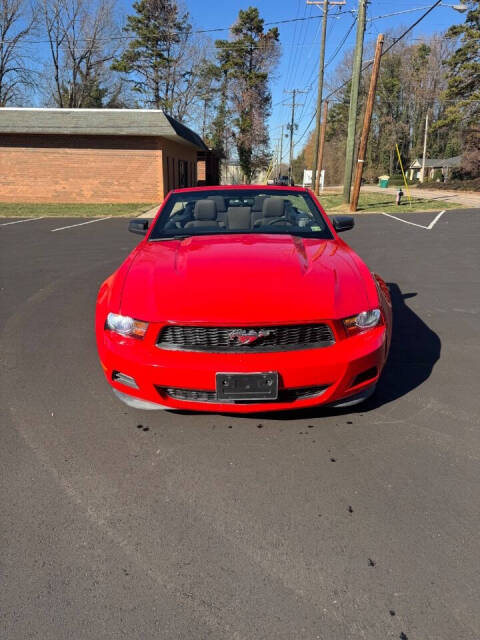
[292,0,444,150]
[324,0,443,102]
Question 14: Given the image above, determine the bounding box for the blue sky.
[180,0,467,158]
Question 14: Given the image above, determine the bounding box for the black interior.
[149,190,333,239]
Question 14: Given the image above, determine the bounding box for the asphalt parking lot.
[1,209,479,640]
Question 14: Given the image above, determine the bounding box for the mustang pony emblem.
[228,329,274,345]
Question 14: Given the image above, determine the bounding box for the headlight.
[343,309,382,336]
[106,312,149,338]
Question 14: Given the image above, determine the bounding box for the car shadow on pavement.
[218,282,442,421]
[364,282,441,412]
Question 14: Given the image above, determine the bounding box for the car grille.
[156,324,335,352]
[157,385,329,404]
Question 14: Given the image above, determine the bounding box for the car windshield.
[148,189,333,240]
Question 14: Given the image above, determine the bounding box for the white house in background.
[408,156,461,182]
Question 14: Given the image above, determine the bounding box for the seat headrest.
[262,197,285,218]
[252,194,268,212]
[194,199,217,220]
[226,207,251,230]
[207,195,227,212]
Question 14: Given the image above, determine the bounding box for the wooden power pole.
[350,33,384,212]
[284,89,306,183]
[315,100,328,192]
[278,124,284,178]
[308,0,345,194]
[342,0,367,203]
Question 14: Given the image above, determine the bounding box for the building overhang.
[0,108,208,151]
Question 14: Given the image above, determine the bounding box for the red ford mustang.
[96,186,392,413]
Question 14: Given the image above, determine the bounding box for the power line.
[289,4,349,143]
[282,1,308,105]
[367,6,444,21]
[294,110,317,148]
[324,15,357,67]
[0,3,455,46]
[294,4,340,125]
[284,88,308,180]
[292,0,445,151]
[0,10,357,47]
[324,0,444,102]
[310,0,347,193]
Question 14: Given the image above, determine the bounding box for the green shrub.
[416,178,480,192]
[387,174,415,187]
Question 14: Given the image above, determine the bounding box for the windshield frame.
[147,187,334,241]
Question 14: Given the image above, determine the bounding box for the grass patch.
[318,192,460,214]
[0,202,156,218]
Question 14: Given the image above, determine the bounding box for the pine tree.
[443,0,480,128]
[204,51,231,157]
[442,1,480,176]
[214,7,279,182]
[111,0,191,111]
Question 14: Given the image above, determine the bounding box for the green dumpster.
[378,175,390,188]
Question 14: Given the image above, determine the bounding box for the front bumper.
[97,325,387,413]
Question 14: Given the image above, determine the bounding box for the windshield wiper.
[149,234,193,242]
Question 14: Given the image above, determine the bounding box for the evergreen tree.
[111,0,191,111]
[441,0,480,177]
[214,7,279,182]
[442,0,480,128]
[207,50,231,158]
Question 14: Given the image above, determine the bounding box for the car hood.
[120,234,374,324]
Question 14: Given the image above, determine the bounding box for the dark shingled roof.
[0,108,208,150]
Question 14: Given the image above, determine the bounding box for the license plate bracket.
[216,372,278,401]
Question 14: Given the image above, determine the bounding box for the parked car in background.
[275,175,293,186]
[96,185,392,413]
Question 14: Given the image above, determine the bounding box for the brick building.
[0,108,208,203]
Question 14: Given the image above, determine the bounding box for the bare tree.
[111,0,217,122]
[170,35,214,123]
[40,0,123,108]
[0,0,37,106]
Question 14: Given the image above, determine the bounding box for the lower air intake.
[157,385,329,404]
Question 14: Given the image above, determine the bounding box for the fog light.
[112,371,139,389]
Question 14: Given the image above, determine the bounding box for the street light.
[440,3,468,11]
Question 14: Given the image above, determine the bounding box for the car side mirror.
[128,219,149,235]
[331,215,354,233]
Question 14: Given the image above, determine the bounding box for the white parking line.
[380,209,446,230]
[0,216,46,226]
[51,216,112,232]
[426,210,446,229]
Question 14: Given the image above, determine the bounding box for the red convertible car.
[96,186,392,413]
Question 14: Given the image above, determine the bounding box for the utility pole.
[350,33,384,212]
[420,112,429,183]
[342,0,367,202]
[279,124,284,178]
[315,100,329,192]
[308,0,345,194]
[284,89,306,184]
